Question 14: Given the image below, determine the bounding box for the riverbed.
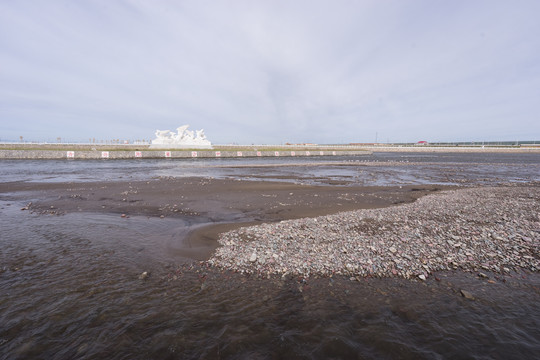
[1,152,539,359]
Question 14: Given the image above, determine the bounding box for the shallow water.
[2,152,539,186]
[1,153,540,359]
[1,200,539,359]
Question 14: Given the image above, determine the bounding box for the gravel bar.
[208,185,540,280]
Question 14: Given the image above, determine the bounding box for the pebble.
[460,289,475,300]
[138,271,149,280]
[207,186,540,280]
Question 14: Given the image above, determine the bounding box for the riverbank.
[3,178,446,261]
[5,177,538,280]
[2,142,539,159]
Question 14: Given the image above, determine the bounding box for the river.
[1,152,539,359]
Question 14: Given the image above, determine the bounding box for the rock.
[460,289,475,300]
[418,274,426,281]
[138,271,149,280]
[389,246,397,254]
[492,234,503,241]
[121,214,127,218]
[249,252,257,262]
[478,272,488,278]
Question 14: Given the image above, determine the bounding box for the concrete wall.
[0,149,372,160]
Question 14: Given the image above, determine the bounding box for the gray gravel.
[208,185,540,279]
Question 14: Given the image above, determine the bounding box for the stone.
[138,271,149,280]
[460,289,475,300]
[418,274,426,281]
[249,252,257,262]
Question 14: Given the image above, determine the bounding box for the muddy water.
[1,201,539,359]
[1,153,540,359]
[1,152,539,186]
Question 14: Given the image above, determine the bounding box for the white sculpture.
[150,125,212,148]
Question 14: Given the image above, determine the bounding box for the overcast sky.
[1,1,539,144]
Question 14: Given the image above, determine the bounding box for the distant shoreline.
[1,142,539,153]
[361,145,540,153]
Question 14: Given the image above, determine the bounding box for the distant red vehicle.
[416,141,428,145]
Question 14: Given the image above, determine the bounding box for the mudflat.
[2,178,448,260]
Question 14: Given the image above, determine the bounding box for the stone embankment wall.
[0,149,372,160]
[363,146,540,153]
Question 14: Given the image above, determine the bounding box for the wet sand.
[1,178,449,261]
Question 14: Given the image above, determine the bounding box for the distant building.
[416,141,428,145]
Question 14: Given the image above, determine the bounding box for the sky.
[1,0,539,144]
